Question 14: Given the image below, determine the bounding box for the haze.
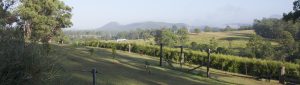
[64,0,294,29]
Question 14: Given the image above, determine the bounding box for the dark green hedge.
[79,41,300,82]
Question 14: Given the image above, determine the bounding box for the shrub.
[0,29,63,85]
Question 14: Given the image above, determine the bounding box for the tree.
[0,0,17,27]
[283,0,300,22]
[277,31,298,61]
[223,25,235,31]
[216,47,233,55]
[209,37,218,51]
[171,25,178,33]
[154,28,178,46]
[238,26,252,30]
[194,28,200,33]
[253,18,283,39]
[246,35,274,59]
[18,0,73,42]
[141,30,152,41]
[117,32,127,39]
[176,27,189,45]
[190,42,198,50]
[203,26,212,32]
[0,1,73,84]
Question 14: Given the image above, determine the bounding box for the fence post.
[279,66,285,84]
[245,62,248,75]
[180,46,183,69]
[160,43,163,66]
[128,44,131,53]
[92,68,97,85]
[207,49,211,78]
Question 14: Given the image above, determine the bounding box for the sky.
[63,0,295,29]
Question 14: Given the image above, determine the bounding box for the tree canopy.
[176,27,189,45]
[154,28,178,46]
[283,0,300,22]
[18,0,73,42]
[0,0,17,27]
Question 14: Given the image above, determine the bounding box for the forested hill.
[98,21,192,31]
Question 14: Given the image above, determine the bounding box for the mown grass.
[50,44,280,85]
[188,30,255,48]
[113,30,255,48]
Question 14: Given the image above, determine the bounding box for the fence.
[78,41,300,84]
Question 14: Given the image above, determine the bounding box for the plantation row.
[76,41,300,82]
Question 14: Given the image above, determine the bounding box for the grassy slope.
[120,30,255,48]
[51,44,280,85]
[188,30,255,48]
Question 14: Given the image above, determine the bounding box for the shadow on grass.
[52,44,279,85]
[219,37,249,41]
[52,45,229,85]
[231,32,254,38]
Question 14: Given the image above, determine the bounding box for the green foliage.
[203,26,212,32]
[209,37,218,51]
[113,29,154,40]
[246,35,275,59]
[283,0,300,22]
[0,0,17,27]
[154,28,178,46]
[238,26,252,30]
[190,42,198,50]
[194,28,200,33]
[222,25,236,32]
[18,0,72,42]
[253,18,300,61]
[141,30,153,40]
[278,31,297,55]
[253,18,300,41]
[0,29,63,85]
[176,27,189,45]
[81,41,300,82]
[0,0,73,84]
[216,47,234,55]
[253,18,283,39]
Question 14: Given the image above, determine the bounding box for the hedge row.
[77,41,300,82]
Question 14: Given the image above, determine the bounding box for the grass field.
[117,30,255,48]
[188,30,255,48]
[50,44,280,85]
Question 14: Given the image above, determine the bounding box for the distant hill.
[98,21,190,31]
[97,21,252,32]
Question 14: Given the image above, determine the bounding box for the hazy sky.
[63,0,295,29]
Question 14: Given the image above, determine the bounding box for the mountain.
[98,22,122,30]
[98,21,189,31]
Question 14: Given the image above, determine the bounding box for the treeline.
[189,25,252,33]
[189,37,235,55]
[79,41,300,83]
[64,29,155,40]
[65,25,252,40]
[64,27,189,44]
[248,0,300,64]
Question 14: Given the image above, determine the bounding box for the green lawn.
[114,30,255,48]
[188,30,255,48]
[50,44,280,85]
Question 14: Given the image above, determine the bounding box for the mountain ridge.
[98,21,192,31]
[97,21,251,32]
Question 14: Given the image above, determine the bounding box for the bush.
[0,29,63,85]
[81,41,300,82]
